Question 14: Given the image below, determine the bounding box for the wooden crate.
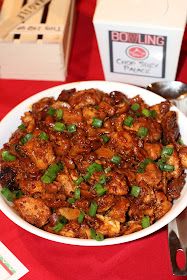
[0,0,75,81]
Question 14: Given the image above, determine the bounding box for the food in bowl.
[1,87,187,241]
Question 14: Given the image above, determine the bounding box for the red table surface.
[0,1,187,280]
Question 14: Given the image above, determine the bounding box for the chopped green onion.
[18,123,26,130]
[142,108,151,117]
[98,174,107,185]
[41,163,63,184]
[89,201,98,217]
[92,117,103,128]
[157,157,167,166]
[68,197,76,204]
[1,187,14,202]
[141,216,150,228]
[130,185,141,197]
[137,158,152,173]
[78,211,85,224]
[137,127,148,138]
[94,183,107,196]
[47,107,56,116]
[74,177,84,186]
[87,162,103,175]
[56,109,63,120]
[53,222,64,232]
[161,146,174,157]
[124,116,134,127]
[14,190,23,199]
[83,172,91,181]
[1,188,23,202]
[111,155,121,165]
[150,110,157,118]
[53,217,67,232]
[39,131,49,141]
[90,228,104,241]
[159,164,175,172]
[53,122,66,132]
[74,188,81,200]
[60,216,67,224]
[131,103,140,111]
[101,134,110,143]
[67,124,77,133]
[2,151,16,161]
[20,133,33,144]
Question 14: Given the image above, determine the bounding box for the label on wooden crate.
[10,23,64,36]
[0,0,51,39]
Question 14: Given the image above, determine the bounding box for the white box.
[0,0,75,81]
[93,0,187,87]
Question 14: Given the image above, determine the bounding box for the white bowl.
[0,80,187,246]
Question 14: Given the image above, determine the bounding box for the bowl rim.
[0,80,187,246]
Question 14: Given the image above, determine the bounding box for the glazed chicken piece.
[107,197,130,223]
[82,106,106,125]
[179,146,187,168]
[162,111,180,144]
[106,173,129,195]
[32,97,54,114]
[129,117,162,142]
[123,221,142,235]
[96,214,121,237]
[136,162,162,187]
[57,171,76,196]
[49,133,70,156]
[63,108,83,125]
[21,112,35,133]
[144,143,162,160]
[19,179,45,195]
[110,130,136,151]
[69,89,103,109]
[59,221,81,238]
[57,207,80,220]
[14,197,51,227]
[96,194,116,213]
[167,173,186,201]
[149,100,171,122]
[166,146,182,179]
[22,136,55,170]
[154,191,172,220]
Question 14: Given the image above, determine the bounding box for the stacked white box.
[93,0,187,87]
[0,0,75,81]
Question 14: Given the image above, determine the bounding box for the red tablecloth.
[0,1,187,280]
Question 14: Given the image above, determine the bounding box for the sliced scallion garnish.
[130,185,141,197]
[124,116,134,127]
[131,103,140,111]
[53,122,66,132]
[20,133,33,144]
[67,124,77,133]
[92,117,103,128]
[141,216,150,229]
[137,127,148,138]
[90,228,104,241]
[2,151,16,161]
[89,201,98,217]
[41,163,63,184]
[111,155,121,165]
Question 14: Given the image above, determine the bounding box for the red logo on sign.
[126,46,149,60]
